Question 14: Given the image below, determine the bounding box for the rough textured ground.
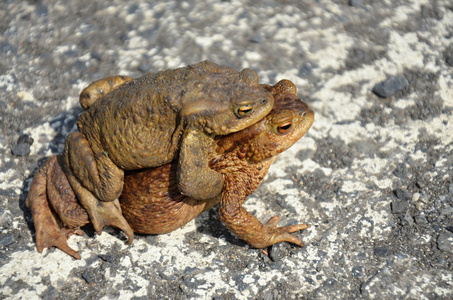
[1,0,453,299]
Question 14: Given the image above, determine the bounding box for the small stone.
[446,56,453,67]
[0,208,12,229]
[249,34,261,43]
[11,143,31,156]
[414,214,428,224]
[401,212,414,226]
[258,249,273,264]
[138,63,151,73]
[372,76,408,98]
[127,4,139,13]
[262,290,273,300]
[82,269,94,284]
[416,178,427,188]
[442,205,453,216]
[391,201,409,214]
[349,0,364,7]
[393,252,410,264]
[91,51,102,61]
[445,56,453,67]
[98,253,115,263]
[374,246,392,257]
[437,232,453,253]
[183,266,201,276]
[394,188,411,201]
[0,233,15,248]
[17,134,34,145]
[268,243,286,262]
[352,266,363,278]
[392,164,407,179]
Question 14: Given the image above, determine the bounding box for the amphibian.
[26,79,314,259]
[62,61,274,241]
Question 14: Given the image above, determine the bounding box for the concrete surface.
[1,0,452,299]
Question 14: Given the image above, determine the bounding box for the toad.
[26,79,314,259]
[62,61,274,242]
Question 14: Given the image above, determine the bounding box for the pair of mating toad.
[26,61,314,259]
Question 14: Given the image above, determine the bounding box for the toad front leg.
[177,129,224,200]
[63,131,134,242]
[218,180,309,248]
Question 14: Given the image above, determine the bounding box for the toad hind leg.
[63,132,134,243]
[26,157,83,259]
[218,188,309,248]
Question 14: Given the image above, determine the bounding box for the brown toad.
[62,61,274,241]
[26,80,314,259]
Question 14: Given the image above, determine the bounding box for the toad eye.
[277,121,292,133]
[237,105,253,117]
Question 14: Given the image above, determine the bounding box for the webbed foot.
[264,215,310,247]
[26,158,83,259]
[67,179,134,244]
[35,219,83,260]
[218,198,309,248]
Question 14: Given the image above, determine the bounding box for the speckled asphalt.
[1,0,452,299]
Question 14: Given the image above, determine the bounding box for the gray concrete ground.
[1,0,452,299]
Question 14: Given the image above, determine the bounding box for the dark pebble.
[351,266,363,278]
[305,276,315,285]
[82,269,94,284]
[258,250,273,264]
[98,253,115,263]
[0,233,15,248]
[416,178,427,188]
[232,274,249,292]
[394,188,411,201]
[414,214,428,225]
[17,134,34,145]
[349,0,364,7]
[298,62,316,77]
[372,76,408,98]
[437,232,453,253]
[446,56,453,67]
[183,266,201,276]
[91,51,103,61]
[323,277,337,288]
[374,246,392,257]
[268,243,286,262]
[400,213,414,226]
[11,143,31,156]
[128,4,139,14]
[391,201,409,214]
[392,164,407,179]
[250,34,261,43]
[138,63,151,73]
[0,208,12,229]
